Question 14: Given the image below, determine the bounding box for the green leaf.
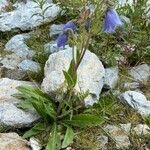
[15,85,56,120]
[68,59,77,86]
[16,100,32,109]
[31,98,47,118]
[63,58,77,88]
[62,127,74,148]
[46,123,57,150]
[23,123,46,138]
[63,70,75,87]
[44,103,56,119]
[63,114,104,128]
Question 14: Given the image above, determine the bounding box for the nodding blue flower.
[56,32,68,49]
[56,21,76,48]
[103,8,123,33]
[63,21,77,32]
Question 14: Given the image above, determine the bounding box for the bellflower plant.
[56,21,77,48]
[15,1,128,150]
[103,8,123,33]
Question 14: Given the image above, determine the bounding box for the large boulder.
[0,0,61,32]
[41,47,105,106]
[119,91,150,116]
[0,78,39,129]
[0,132,29,150]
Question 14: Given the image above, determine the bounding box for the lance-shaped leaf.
[23,123,46,138]
[63,114,104,128]
[46,123,57,150]
[62,127,74,148]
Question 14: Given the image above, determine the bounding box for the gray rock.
[97,135,108,150]
[0,132,29,150]
[0,54,22,69]
[104,124,131,149]
[119,91,150,116]
[18,59,41,73]
[49,24,64,38]
[0,1,61,32]
[41,46,105,106]
[5,33,35,59]
[0,78,39,128]
[0,100,39,128]
[44,42,70,55]
[124,82,140,90]
[133,124,150,136]
[0,54,40,80]
[44,42,58,55]
[1,33,41,79]
[0,54,25,80]
[0,78,31,101]
[128,64,150,83]
[103,66,119,89]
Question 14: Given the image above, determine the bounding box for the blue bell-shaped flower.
[56,21,76,48]
[103,8,123,33]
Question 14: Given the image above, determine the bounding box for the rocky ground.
[0,0,150,150]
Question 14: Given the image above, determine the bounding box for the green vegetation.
[0,0,149,149]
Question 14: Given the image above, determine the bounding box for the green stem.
[75,32,91,71]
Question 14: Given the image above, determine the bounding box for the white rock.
[103,66,119,89]
[0,0,9,12]
[0,78,31,101]
[0,1,61,32]
[0,78,39,128]
[0,132,29,150]
[29,137,42,150]
[5,33,34,59]
[49,24,64,38]
[124,82,140,90]
[1,33,41,79]
[118,0,134,6]
[0,100,39,128]
[118,0,149,17]
[104,125,131,149]
[41,47,105,106]
[128,64,150,83]
[119,91,150,116]
[133,124,150,135]
[120,123,131,133]
[18,59,41,73]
